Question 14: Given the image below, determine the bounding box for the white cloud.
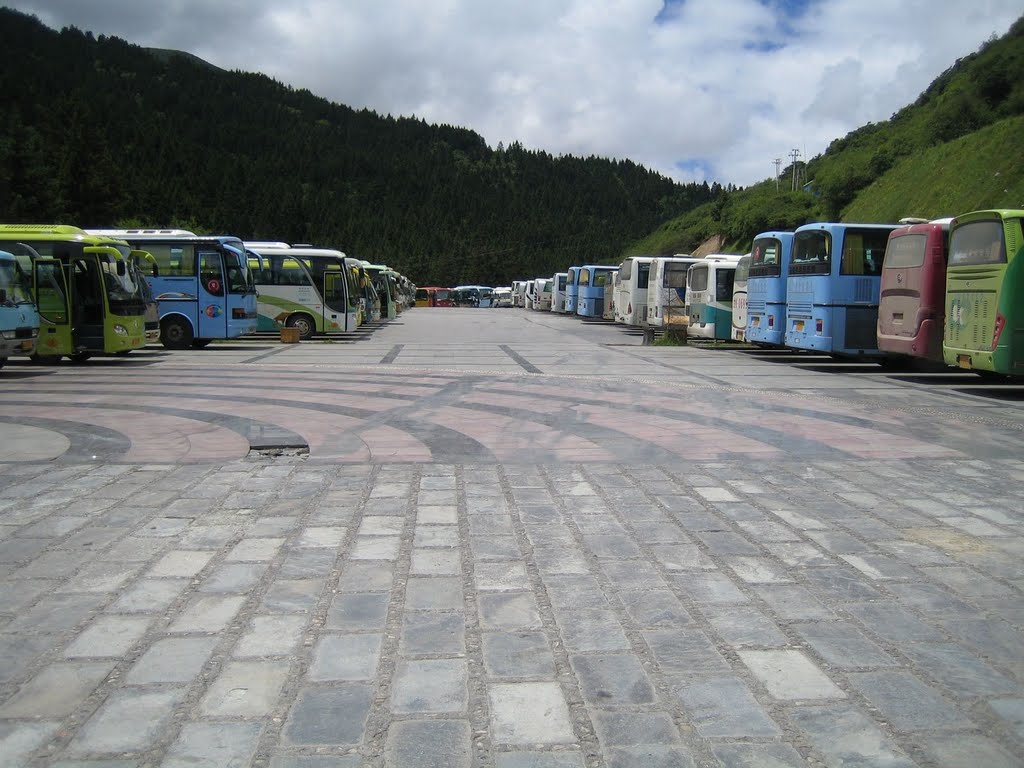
[7,0,1024,185]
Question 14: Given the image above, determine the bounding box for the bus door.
[196,249,228,339]
[322,269,348,332]
[71,257,105,351]
[33,258,70,356]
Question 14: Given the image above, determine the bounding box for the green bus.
[0,225,148,361]
[943,209,1024,376]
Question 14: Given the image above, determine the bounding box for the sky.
[7,0,1024,186]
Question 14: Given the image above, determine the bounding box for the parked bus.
[647,255,700,330]
[877,219,952,363]
[0,225,147,361]
[731,254,751,341]
[577,265,617,318]
[245,244,361,338]
[552,272,569,313]
[614,256,653,326]
[416,287,454,307]
[603,270,619,320]
[565,267,582,314]
[686,255,742,340]
[785,223,897,356]
[533,277,553,311]
[943,209,1024,376]
[89,230,258,349]
[0,249,40,367]
[512,280,527,307]
[746,231,794,347]
[366,263,399,318]
[452,285,494,307]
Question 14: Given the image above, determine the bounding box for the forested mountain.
[628,14,1024,256]
[0,7,718,285]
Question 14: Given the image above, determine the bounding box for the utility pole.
[789,148,801,191]
[774,158,782,192]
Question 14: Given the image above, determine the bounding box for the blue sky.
[7,0,1024,186]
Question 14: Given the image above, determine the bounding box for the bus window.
[637,263,650,289]
[715,269,735,302]
[792,231,831,275]
[144,244,196,277]
[579,268,591,286]
[884,234,928,269]
[34,260,68,323]
[689,265,708,291]
[949,220,1005,266]
[750,238,782,276]
[666,264,688,288]
[199,251,224,296]
[593,271,609,287]
[840,230,890,275]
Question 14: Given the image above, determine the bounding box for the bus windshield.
[884,234,927,269]
[792,231,831,274]
[100,257,147,305]
[0,253,35,305]
[223,245,255,293]
[949,220,1005,266]
[689,266,708,291]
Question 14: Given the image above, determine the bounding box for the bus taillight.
[992,311,1006,350]
[815,318,823,335]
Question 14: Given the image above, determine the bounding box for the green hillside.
[627,14,1024,256]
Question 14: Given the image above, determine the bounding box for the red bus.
[877,218,951,363]
[416,287,454,307]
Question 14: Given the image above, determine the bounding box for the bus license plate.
[19,341,33,351]
[958,354,972,370]
[794,320,805,332]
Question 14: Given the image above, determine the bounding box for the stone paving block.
[0,577,57,613]
[58,561,142,594]
[702,605,789,648]
[803,530,872,553]
[326,592,390,629]
[710,742,806,768]
[494,751,585,768]
[147,550,215,578]
[163,722,263,768]
[308,634,383,680]
[800,566,884,602]
[338,561,395,592]
[198,562,268,593]
[581,534,643,559]
[479,592,542,630]
[489,682,575,745]
[278,549,335,579]
[126,636,219,683]
[570,653,656,706]
[177,524,238,549]
[225,537,285,561]
[532,547,590,575]
[989,697,1024,740]
[283,684,374,745]
[0,661,113,718]
[600,560,667,590]
[618,590,692,627]
[643,629,731,675]
[296,526,347,548]
[671,571,748,605]
[350,535,401,560]
[553,608,630,652]
[70,688,185,753]
[468,514,514,535]
[392,659,468,713]
[415,525,460,548]
[270,755,361,768]
[938,617,1024,663]
[385,719,471,768]
[358,516,405,535]
[476,561,531,591]
[725,557,792,584]
[694,531,760,555]
[3,593,105,633]
[675,677,781,738]
[0,721,60,768]
[261,578,324,613]
[789,704,916,768]
[920,565,1016,597]
[168,595,246,632]
[844,601,945,643]
[63,615,153,658]
[902,642,1019,697]
[234,614,308,657]
[630,521,688,543]
[417,506,459,524]
[762,540,833,567]
[200,660,290,716]
[410,548,461,575]
[470,535,522,560]
[915,733,1021,768]
[792,621,898,669]
[590,710,681,747]
[110,578,188,613]
[839,553,920,580]
[405,576,463,610]
[738,650,845,701]
[846,670,972,730]
[0,635,57,683]
[400,612,466,655]
[754,584,832,620]
[482,631,556,678]
[606,745,695,768]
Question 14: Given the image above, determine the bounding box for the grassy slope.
[843,115,1024,221]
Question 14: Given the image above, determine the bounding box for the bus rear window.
[557,275,566,290]
[689,266,708,291]
[884,233,927,269]
[949,220,1006,266]
[579,269,591,285]
[792,231,831,270]
[750,238,782,277]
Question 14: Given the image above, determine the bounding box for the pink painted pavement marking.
[357,424,432,462]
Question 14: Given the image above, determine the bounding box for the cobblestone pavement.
[0,309,1023,767]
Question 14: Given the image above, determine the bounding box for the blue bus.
[0,249,40,367]
[784,223,897,356]
[746,231,794,347]
[576,265,617,317]
[89,230,258,349]
[565,266,582,315]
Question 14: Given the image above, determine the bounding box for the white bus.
[614,256,654,326]
[731,254,751,341]
[533,277,553,311]
[647,255,701,330]
[552,272,569,313]
[603,270,619,320]
[686,254,743,340]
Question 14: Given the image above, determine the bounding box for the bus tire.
[286,313,316,340]
[161,316,194,349]
[191,339,212,349]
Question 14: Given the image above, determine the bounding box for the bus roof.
[87,230,243,245]
[89,228,197,236]
[244,243,346,259]
[0,224,133,249]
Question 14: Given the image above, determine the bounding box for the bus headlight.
[113,325,129,336]
[0,330,15,340]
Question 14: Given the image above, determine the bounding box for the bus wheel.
[69,352,91,364]
[287,314,315,340]
[161,317,194,350]
[192,339,212,349]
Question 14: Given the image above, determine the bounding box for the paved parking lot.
[0,307,1023,767]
